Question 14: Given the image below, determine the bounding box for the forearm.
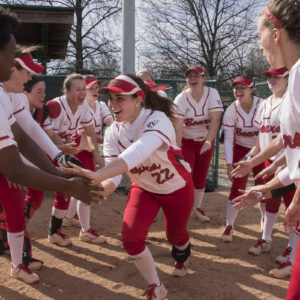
[101,179,116,197]
[272,153,286,168]
[206,112,222,142]
[173,117,184,147]
[95,157,128,182]
[264,175,285,191]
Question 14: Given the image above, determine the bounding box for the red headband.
[264,6,283,29]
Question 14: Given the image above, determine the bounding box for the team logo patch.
[217,99,222,106]
[109,80,121,86]
[147,120,159,128]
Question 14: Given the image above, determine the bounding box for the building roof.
[2,4,74,60]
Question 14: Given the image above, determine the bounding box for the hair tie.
[264,6,283,28]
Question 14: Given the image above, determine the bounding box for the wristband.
[271,184,296,198]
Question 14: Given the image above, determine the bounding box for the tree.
[138,0,262,79]
[1,0,121,75]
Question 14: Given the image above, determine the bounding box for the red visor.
[14,53,45,75]
[85,75,101,88]
[261,67,289,78]
[232,76,254,88]
[184,66,205,77]
[144,81,167,92]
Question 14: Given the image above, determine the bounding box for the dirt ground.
[0,188,290,300]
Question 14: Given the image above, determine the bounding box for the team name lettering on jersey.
[283,132,300,149]
[260,125,280,133]
[235,128,259,137]
[184,118,210,127]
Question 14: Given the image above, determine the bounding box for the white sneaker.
[276,246,292,264]
[269,261,293,278]
[62,215,80,227]
[221,225,233,243]
[193,208,210,222]
[28,258,43,271]
[79,228,106,244]
[173,261,188,277]
[48,230,72,247]
[10,264,39,284]
[248,239,271,255]
[143,282,168,300]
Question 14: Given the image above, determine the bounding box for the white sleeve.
[100,102,113,125]
[278,167,294,186]
[14,109,60,159]
[119,134,163,170]
[173,92,186,118]
[208,88,224,112]
[224,127,234,164]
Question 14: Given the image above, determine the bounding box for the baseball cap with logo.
[85,75,101,88]
[98,75,145,100]
[184,66,205,77]
[232,76,254,88]
[14,53,45,75]
[261,67,289,78]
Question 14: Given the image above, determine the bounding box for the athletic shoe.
[28,258,44,271]
[248,239,271,255]
[79,228,106,244]
[173,261,188,277]
[143,282,168,300]
[193,208,210,222]
[276,246,292,264]
[269,261,293,278]
[221,225,233,243]
[10,264,39,284]
[48,230,72,247]
[62,215,80,227]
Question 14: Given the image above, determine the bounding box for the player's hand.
[200,140,211,154]
[227,164,233,182]
[54,151,82,168]
[62,161,98,182]
[254,163,276,181]
[65,176,103,205]
[285,201,300,233]
[231,160,252,178]
[97,136,104,144]
[94,153,105,169]
[59,142,83,155]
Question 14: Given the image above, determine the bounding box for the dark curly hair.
[0,7,19,50]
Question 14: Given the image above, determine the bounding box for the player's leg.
[24,187,44,223]
[122,183,167,298]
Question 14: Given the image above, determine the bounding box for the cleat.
[10,264,39,284]
[269,261,293,278]
[248,239,271,255]
[28,258,43,271]
[173,261,188,277]
[193,208,210,222]
[276,247,292,264]
[143,282,168,300]
[48,230,72,247]
[62,215,80,227]
[221,225,233,243]
[79,228,106,244]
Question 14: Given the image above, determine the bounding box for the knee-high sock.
[288,232,295,248]
[77,201,90,232]
[262,211,278,242]
[226,200,238,227]
[66,197,77,219]
[193,188,205,210]
[131,246,160,285]
[7,231,24,268]
[290,232,300,264]
[51,207,67,219]
[259,202,266,220]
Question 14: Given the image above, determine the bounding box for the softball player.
[64,75,113,227]
[221,77,264,242]
[173,66,223,222]
[44,73,105,246]
[232,1,300,298]
[64,74,194,300]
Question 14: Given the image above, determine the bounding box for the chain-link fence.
[41,75,222,192]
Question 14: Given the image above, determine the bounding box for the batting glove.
[54,151,82,168]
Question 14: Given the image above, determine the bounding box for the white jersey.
[104,108,191,194]
[280,58,300,180]
[174,87,223,139]
[45,95,93,142]
[223,96,262,149]
[255,96,283,160]
[0,84,17,150]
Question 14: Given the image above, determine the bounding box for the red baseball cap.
[184,66,205,77]
[85,75,101,88]
[261,67,289,78]
[232,76,254,88]
[98,75,145,100]
[144,81,167,92]
[14,53,45,75]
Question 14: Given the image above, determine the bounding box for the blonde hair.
[260,0,300,44]
[63,73,85,92]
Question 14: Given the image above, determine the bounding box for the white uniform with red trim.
[174,87,223,139]
[0,84,17,149]
[280,58,300,180]
[222,96,262,164]
[45,95,93,141]
[76,101,112,150]
[104,108,191,194]
[255,96,283,161]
